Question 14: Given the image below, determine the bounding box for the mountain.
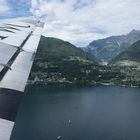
[111,40,140,66]
[29,36,140,87]
[110,40,140,87]
[29,36,101,85]
[84,29,140,63]
[33,36,96,64]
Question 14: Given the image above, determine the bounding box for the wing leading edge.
[0,19,44,140]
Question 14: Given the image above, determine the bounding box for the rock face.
[84,29,140,63]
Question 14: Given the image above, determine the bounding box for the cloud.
[24,0,140,46]
[0,0,10,14]
[5,0,31,17]
[1,0,140,47]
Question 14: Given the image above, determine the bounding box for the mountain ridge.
[83,29,140,63]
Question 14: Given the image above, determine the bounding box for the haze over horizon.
[0,0,140,47]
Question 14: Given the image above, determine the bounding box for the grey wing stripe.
[0,88,23,121]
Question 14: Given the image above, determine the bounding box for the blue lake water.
[11,85,140,140]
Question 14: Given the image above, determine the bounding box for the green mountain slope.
[110,40,140,87]
[29,36,101,85]
[35,36,96,63]
[111,40,140,65]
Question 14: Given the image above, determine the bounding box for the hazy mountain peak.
[128,29,140,35]
[83,30,140,63]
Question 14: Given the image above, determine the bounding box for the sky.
[0,0,140,47]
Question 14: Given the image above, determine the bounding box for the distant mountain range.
[83,29,140,63]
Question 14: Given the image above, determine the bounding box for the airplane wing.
[0,18,44,140]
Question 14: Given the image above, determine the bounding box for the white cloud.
[0,0,10,14]
[31,0,140,47]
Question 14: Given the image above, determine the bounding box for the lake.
[11,85,140,140]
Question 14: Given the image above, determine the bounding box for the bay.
[11,85,140,140]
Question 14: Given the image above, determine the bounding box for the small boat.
[57,136,62,139]
[68,120,71,124]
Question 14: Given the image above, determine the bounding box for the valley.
[29,35,140,87]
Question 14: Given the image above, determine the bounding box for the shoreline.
[27,81,140,89]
